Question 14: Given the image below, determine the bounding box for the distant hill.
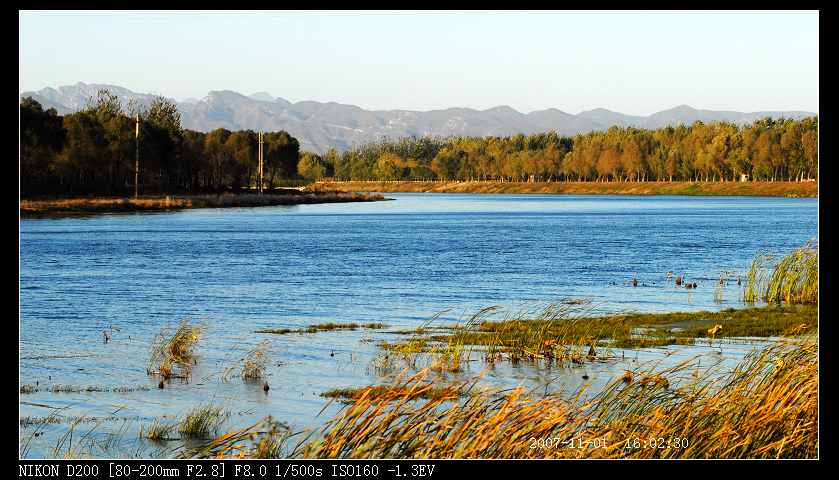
[20,82,817,154]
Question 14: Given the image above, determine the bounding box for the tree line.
[22,90,818,197]
[20,91,300,197]
[297,117,817,183]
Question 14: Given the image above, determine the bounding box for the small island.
[20,191,387,218]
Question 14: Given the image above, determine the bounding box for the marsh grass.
[321,384,464,403]
[177,417,295,459]
[45,414,136,459]
[744,243,818,304]
[395,304,817,358]
[376,303,620,368]
[20,384,151,394]
[223,341,269,382]
[140,420,176,442]
[178,405,227,439]
[242,342,268,381]
[714,272,730,304]
[296,335,817,458]
[148,319,204,379]
[21,415,141,427]
[249,419,293,459]
[256,322,387,335]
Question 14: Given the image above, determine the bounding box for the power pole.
[258,131,264,195]
[134,114,140,198]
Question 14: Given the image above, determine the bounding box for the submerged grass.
[20,384,151,394]
[256,322,387,335]
[321,384,465,403]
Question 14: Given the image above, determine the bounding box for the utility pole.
[134,114,140,198]
[258,131,264,195]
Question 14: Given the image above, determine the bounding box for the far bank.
[309,180,817,198]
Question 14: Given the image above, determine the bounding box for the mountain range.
[20,82,817,154]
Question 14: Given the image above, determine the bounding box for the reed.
[140,420,176,442]
[397,303,816,358]
[178,405,226,439]
[296,335,817,459]
[148,319,204,379]
[221,341,268,382]
[177,417,294,459]
[714,272,727,304]
[744,243,818,304]
[249,419,293,459]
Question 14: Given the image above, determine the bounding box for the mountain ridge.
[20,82,817,154]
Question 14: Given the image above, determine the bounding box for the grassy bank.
[20,191,388,218]
[309,180,817,197]
[374,303,817,371]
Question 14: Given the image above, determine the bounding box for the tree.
[373,152,405,180]
[430,149,462,180]
[58,111,109,193]
[225,130,255,192]
[205,128,232,191]
[298,152,330,180]
[20,97,66,195]
[264,131,300,185]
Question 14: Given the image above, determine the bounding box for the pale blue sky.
[19,10,819,115]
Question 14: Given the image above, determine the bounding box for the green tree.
[298,152,329,180]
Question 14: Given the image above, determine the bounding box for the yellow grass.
[147,319,204,379]
[295,335,817,458]
[744,243,818,304]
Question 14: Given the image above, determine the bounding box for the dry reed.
[744,243,818,304]
[296,335,817,459]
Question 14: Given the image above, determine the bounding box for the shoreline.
[19,191,389,218]
[309,180,818,197]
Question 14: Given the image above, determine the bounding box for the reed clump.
[744,243,818,304]
[147,319,204,379]
[223,341,269,382]
[178,405,227,439]
[177,417,293,459]
[140,420,176,442]
[242,342,268,381]
[296,335,817,459]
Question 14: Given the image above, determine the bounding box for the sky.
[19,10,819,115]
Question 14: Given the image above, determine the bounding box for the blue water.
[18,194,817,457]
